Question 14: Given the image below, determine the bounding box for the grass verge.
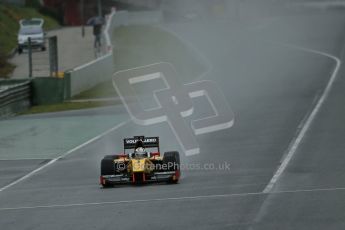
[20,101,118,115]
[0,57,15,78]
[73,81,118,100]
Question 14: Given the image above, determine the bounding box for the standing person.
[87,16,104,48]
[93,22,102,48]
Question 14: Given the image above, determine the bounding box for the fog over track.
[1,1,345,229]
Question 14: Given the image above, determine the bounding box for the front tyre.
[100,155,119,188]
[101,155,117,175]
[163,151,180,183]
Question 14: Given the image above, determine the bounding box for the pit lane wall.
[64,10,162,98]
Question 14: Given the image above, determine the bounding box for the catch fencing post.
[28,38,32,78]
[49,36,58,77]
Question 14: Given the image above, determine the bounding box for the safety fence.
[0,80,31,118]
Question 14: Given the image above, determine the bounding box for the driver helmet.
[135,147,146,157]
[136,147,145,153]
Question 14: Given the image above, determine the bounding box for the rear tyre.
[41,46,46,51]
[163,151,180,184]
[18,47,23,54]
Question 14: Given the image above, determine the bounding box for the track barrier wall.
[0,80,31,118]
[64,10,162,98]
[31,77,65,105]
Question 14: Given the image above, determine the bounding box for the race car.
[100,136,180,187]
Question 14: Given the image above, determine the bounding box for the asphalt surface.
[1,4,345,230]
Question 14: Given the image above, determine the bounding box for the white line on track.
[0,158,51,161]
[1,186,345,211]
[0,121,128,193]
[0,192,263,211]
[263,43,342,193]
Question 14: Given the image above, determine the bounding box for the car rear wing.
[123,136,160,152]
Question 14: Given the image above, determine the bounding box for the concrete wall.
[65,9,162,98]
[31,77,65,105]
[64,9,117,98]
[68,53,114,97]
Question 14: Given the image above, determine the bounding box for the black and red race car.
[100,136,180,187]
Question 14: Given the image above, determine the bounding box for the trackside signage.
[125,138,158,144]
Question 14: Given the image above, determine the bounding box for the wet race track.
[1,2,345,230]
